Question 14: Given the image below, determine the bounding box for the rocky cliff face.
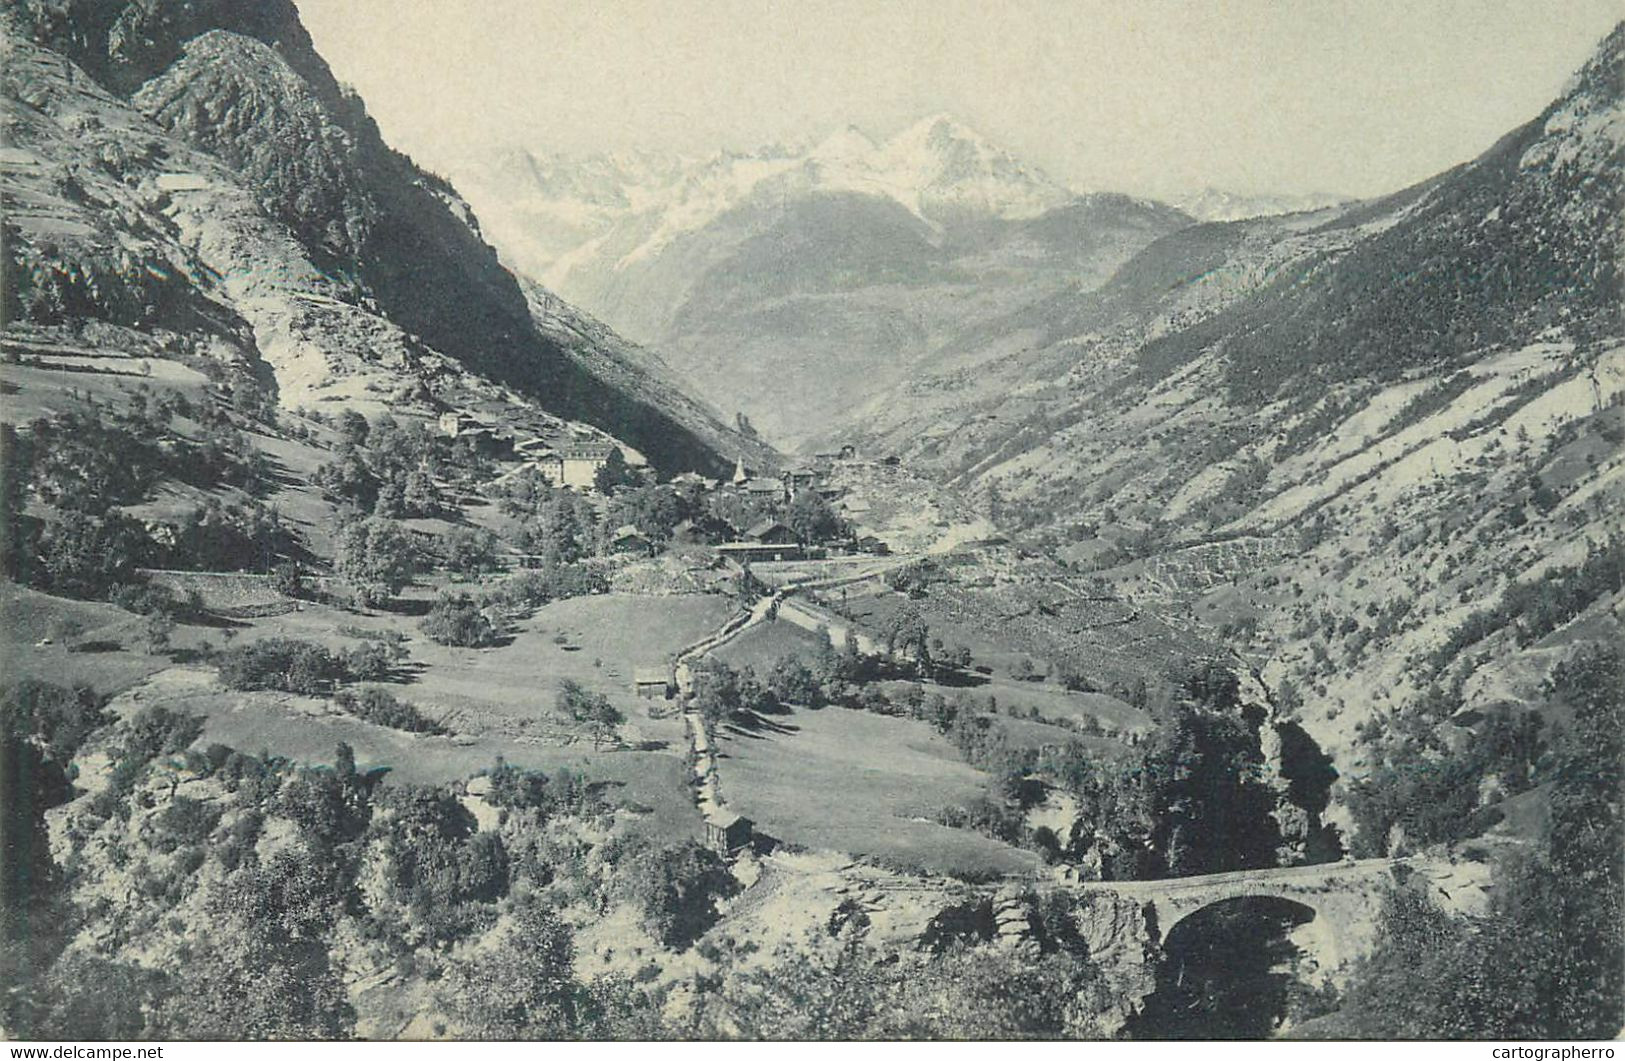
[2,0,773,475]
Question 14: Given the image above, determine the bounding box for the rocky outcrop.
[1060,890,1160,1035]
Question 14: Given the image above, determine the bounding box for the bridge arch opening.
[1130,895,1320,1039]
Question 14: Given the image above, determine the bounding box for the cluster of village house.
[439,409,619,489]
[440,408,886,563]
[640,447,888,563]
[443,408,898,857]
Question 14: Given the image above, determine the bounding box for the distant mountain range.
[1169,187,1353,223]
[448,118,1207,445]
[836,23,1623,480]
[816,23,1624,771]
[451,116,1079,284]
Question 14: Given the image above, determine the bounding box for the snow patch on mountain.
[1171,187,1351,223]
[445,114,1078,283]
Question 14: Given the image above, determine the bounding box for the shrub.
[335,625,405,644]
[1,679,109,764]
[110,582,192,619]
[339,641,398,681]
[441,527,500,576]
[91,706,206,818]
[121,705,205,766]
[484,759,597,818]
[436,899,585,1037]
[420,594,499,648]
[935,796,1023,844]
[270,562,306,599]
[217,639,341,694]
[149,796,222,853]
[334,688,443,735]
[334,518,418,606]
[687,660,773,724]
[555,680,624,747]
[765,655,821,706]
[620,840,739,949]
[367,786,509,941]
[165,500,290,572]
[33,511,152,600]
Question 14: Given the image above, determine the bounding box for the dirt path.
[671,560,911,821]
[673,590,784,818]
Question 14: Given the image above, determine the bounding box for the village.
[0,356,1163,886]
[427,407,925,864]
[435,403,891,565]
[4,0,1620,1040]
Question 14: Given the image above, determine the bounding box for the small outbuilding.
[438,410,480,437]
[633,667,673,700]
[705,811,754,855]
[609,523,655,557]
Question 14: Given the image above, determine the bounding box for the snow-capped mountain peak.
[442,114,1080,283]
[809,123,881,163]
[886,111,992,157]
[869,113,1073,221]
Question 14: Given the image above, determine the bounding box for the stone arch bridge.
[1064,858,1415,976]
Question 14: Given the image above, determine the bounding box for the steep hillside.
[1142,34,1622,404]
[2,0,772,475]
[847,25,1621,479]
[830,24,1625,804]
[448,118,1192,446]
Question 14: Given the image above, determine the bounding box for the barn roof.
[744,518,789,540]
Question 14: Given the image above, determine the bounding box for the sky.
[294,0,1621,200]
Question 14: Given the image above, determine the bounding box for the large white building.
[534,440,616,489]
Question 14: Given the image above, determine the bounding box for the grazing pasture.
[932,676,1149,737]
[192,590,732,744]
[13,586,742,849]
[823,581,1168,729]
[181,682,703,840]
[715,701,1041,878]
[0,357,212,425]
[0,583,181,694]
[709,617,828,671]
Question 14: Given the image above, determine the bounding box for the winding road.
[670,557,914,821]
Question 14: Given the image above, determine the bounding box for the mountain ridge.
[445,118,1193,446]
[810,24,1624,790]
[450,113,1082,286]
[3,0,774,475]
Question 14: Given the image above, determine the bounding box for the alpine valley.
[1,0,1620,1044]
